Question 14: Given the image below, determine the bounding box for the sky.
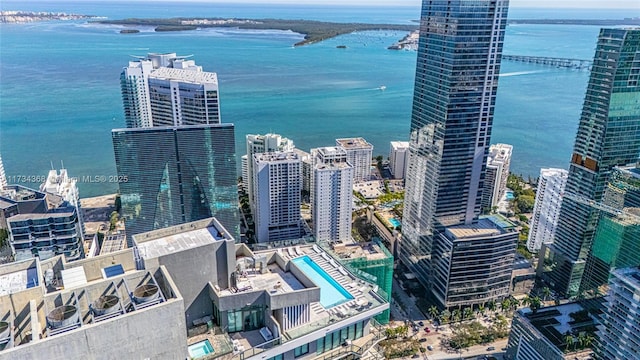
[180,0,637,9]
[26,0,640,9]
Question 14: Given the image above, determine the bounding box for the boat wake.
[499,70,546,77]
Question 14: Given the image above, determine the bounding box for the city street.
[388,277,509,360]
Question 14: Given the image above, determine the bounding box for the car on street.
[424,327,431,333]
[411,354,420,358]
[419,338,427,343]
[418,321,424,326]
[427,345,434,351]
[487,346,495,351]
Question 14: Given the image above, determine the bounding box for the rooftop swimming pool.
[291,256,354,308]
[188,339,214,359]
[389,218,401,227]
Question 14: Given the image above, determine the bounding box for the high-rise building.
[121,53,220,128]
[595,267,640,360]
[539,29,640,298]
[245,133,295,211]
[311,147,353,243]
[399,0,510,307]
[1,185,84,262]
[294,148,312,197]
[336,137,373,183]
[253,152,301,243]
[112,124,239,245]
[389,141,409,180]
[432,214,518,308]
[481,143,513,211]
[505,302,599,360]
[40,168,85,238]
[526,168,568,253]
[580,165,640,294]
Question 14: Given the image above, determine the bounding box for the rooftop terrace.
[336,137,373,149]
[149,66,218,85]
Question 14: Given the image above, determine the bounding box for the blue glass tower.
[112,124,239,245]
[538,29,640,298]
[400,0,510,307]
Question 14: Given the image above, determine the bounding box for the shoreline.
[94,17,418,46]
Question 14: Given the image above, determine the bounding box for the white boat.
[379,85,386,90]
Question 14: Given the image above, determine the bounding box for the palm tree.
[529,296,542,313]
[564,332,574,352]
[463,307,473,321]
[583,333,595,348]
[510,297,520,310]
[487,301,497,313]
[428,306,439,321]
[441,310,451,324]
[542,287,552,302]
[501,299,511,313]
[452,309,461,323]
[577,333,587,349]
[478,304,486,317]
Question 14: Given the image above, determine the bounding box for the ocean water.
[1,2,638,196]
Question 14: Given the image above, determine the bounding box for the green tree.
[500,299,511,313]
[487,301,497,313]
[109,211,119,232]
[452,309,461,323]
[428,306,439,321]
[516,195,535,213]
[564,332,574,352]
[441,310,451,324]
[542,287,551,302]
[478,304,486,317]
[463,307,473,321]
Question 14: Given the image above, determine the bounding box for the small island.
[94,17,418,46]
[120,29,140,34]
[1,10,94,23]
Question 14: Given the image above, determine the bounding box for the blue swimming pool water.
[389,218,401,227]
[505,191,515,200]
[188,339,214,359]
[292,256,354,308]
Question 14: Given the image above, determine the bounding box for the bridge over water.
[502,54,592,70]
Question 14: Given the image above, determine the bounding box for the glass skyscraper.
[539,29,640,298]
[112,124,239,245]
[400,0,510,304]
[580,165,640,295]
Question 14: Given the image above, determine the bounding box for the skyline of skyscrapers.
[539,28,640,298]
[400,0,511,307]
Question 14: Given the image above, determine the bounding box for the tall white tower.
[526,168,568,252]
[253,152,301,243]
[246,133,295,211]
[311,147,353,243]
[336,137,373,183]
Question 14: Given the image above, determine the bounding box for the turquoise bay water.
[1,2,636,196]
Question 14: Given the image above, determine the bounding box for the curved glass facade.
[112,124,239,245]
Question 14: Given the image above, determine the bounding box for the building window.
[294,343,309,357]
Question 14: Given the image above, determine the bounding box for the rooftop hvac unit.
[132,284,160,305]
[91,295,121,317]
[47,305,80,331]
